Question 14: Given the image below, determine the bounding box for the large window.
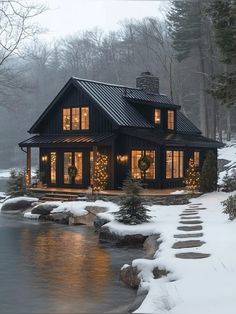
[64,152,83,184]
[167,110,175,130]
[50,152,57,184]
[166,150,184,179]
[64,152,72,184]
[154,109,161,125]
[63,107,89,131]
[193,151,200,167]
[74,152,83,184]
[131,150,156,180]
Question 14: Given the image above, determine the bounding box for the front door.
[63,152,83,186]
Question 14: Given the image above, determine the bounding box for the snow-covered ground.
[218,137,236,184]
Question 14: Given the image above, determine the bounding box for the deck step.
[40,196,77,202]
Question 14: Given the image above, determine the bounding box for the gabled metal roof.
[73,78,153,128]
[177,111,201,134]
[19,133,114,147]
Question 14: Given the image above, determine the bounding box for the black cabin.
[19,72,221,190]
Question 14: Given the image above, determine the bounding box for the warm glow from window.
[131,150,156,180]
[50,152,56,184]
[72,108,80,130]
[194,151,200,166]
[74,152,83,184]
[63,107,89,131]
[63,108,71,130]
[64,152,72,184]
[167,110,175,130]
[166,150,184,179]
[81,107,89,130]
[154,109,161,125]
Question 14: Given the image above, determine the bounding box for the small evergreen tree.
[184,158,200,193]
[221,170,236,192]
[7,169,26,196]
[115,175,150,225]
[222,194,236,220]
[93,153,109,192]
[200,151,217,193]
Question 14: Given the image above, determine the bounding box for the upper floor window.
[63,107,89,131]
[154,109,161,125]
[167,110,175,130]
[193,151,200,167]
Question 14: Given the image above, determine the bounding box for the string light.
[93,152,109,192]
[184,158,200,193]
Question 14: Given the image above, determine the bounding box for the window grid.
[131,150,156,180]
[62,107,89,131]
[166,150,184,179]
[154,109,161,125]
[167,110,175,130]
[194,151,200,167]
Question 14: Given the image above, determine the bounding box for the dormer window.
[63,107,89,131]
[167,110,175,130]
[154,109,161,125]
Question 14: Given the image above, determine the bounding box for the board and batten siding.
[37,85,113,134]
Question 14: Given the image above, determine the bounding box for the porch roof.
[19,133,114,147]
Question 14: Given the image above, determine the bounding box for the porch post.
[92,145,98,187]
[26,146,31,187]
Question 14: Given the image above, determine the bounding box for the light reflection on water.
[0,216,142,313]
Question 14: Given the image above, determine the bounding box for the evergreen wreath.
[138,155,151,172]
[68,165,78,178]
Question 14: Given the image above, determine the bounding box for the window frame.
[131,149,156,180]
[154,108,161,126]
[167,110,175,130]
[62,106,89,131]
[165,150,184,179]
[193,151,200,167]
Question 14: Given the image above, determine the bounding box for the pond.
[0,214,142,313]
[0,178,7,193]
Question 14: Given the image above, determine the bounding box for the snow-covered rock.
[31,201,61,215]
[1,196,38,213]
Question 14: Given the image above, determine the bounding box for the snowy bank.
[1,196,38,213]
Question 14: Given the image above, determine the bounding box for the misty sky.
[37,0,165,40]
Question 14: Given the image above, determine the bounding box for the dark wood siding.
[37,85,113,134]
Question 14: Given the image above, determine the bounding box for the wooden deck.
[30,186,190,197]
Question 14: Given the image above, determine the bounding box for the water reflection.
[20,226,111,300]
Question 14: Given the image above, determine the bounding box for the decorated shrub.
[222,194,236,220]
[200,150,217,193]
[93,153,109,192]
[184,158,200,193]
[115,174,150,225]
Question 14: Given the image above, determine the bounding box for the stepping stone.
[177,225,202,231]
[182,211,198,215]
[190,203,202,206]
[175,252,210,259]
[172,240,205,249]
[180,212,198,216]
[188,208,206,211]
[181,216,201,220]
[174,233,203,239]
[179,220,203,225]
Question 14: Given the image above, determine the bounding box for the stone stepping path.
[172,240,205,249]
[177,225,203,231]
[174,233,203,239]
[181,216,201,220]
[175,252,210,259]
[173,203,211,259]
[179,220,203,225]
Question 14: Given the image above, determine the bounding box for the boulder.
[94,216,111,232]
[45,212,71,224]
[69,206,108,226]
[1,197,38,213]
[31,203,59,215]
[143,234,160,257]
[120,265,140,289]
[99,226,148,246]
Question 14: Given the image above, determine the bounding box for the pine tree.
[115,175,150,225]
[7,169,26,196]
[93,153,109,192]
[184,158,200,193]
[200,151,217,193]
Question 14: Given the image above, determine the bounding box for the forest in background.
[0,0,235,169]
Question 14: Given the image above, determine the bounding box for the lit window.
[154,109,161,125]
[50,152,56,184]
[62,107,89,130]
[63,108,71,130]
[64,152,72,184]
[167,110,175,130]
[74,152,83,184]
[131,150,156,180]
[166,150,184,179]
[194,151,200,167]
[81,107,89,130]
[72,108,80,130]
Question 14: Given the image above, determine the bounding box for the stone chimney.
[136,72,159,94]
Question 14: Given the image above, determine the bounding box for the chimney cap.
[140,71,153,76]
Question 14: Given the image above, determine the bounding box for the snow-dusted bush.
[200,151,217,193]
[221,170,236,192]
[222,194,236,220]
[115,175,150,225]
[7,169,26,196]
